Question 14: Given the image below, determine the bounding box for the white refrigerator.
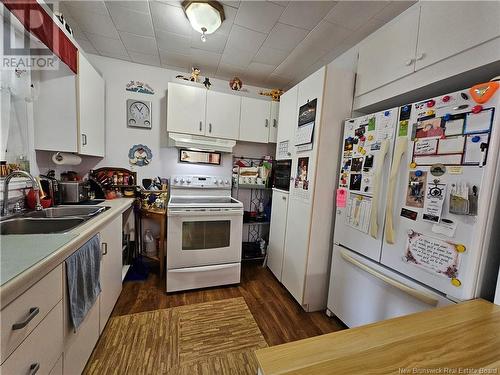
[328,81,500,327]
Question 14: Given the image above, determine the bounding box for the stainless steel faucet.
[2,170,43,216]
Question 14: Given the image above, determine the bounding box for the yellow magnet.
[455,244,466,253]
[357,195,363,201]
[410,162,417,169]
[367,135,374,141]
[451,278,462,287]
[361,149,367,155]
[357,146,363,153]
[426,109,435,116]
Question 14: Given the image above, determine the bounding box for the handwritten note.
[414,138,438,155]
[405,232,459,278]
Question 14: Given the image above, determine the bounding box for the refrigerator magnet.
[401,208,418,221]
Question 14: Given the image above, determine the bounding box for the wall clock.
[127,99,152,129]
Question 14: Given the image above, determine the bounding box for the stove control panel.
[170,175,231,188]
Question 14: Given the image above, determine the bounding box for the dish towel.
[65,234,102,331]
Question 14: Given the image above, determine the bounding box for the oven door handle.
[168,209,243,217]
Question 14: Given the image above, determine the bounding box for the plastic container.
[144,230,157,257]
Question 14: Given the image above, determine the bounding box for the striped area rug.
[84,297,268,374]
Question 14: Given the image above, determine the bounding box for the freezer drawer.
[327,244,453,328]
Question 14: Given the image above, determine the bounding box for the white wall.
[32,54,276,183]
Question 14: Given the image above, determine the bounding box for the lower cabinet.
[267,190,289,281]
[63,298,100,375]
[63,215,124,374]
[99,215,123,333]
[0,301,63,375]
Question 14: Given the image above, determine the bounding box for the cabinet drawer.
[1,265,63,363]
[0,301,63,375]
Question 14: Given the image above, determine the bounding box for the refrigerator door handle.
[340,249,439,306]
[369,139,389,239]
[385,137,407,244]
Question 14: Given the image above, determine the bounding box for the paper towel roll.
[52,152,82,165]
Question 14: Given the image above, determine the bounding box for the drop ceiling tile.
[75,37,98,54]
[220,46,255,67]
[247,62,276,76]
[234,1,285,33]
[302,20,351,52]
[262,22,309,52]
[253,46,288,66]
[128,51,161,66]
[269,1,289,7]
[221,1,240,9]
[150,1,193,36]
[159,49,192,68]
[190,31,228,53]
[217,5,237,35]
[373,1,416,22]
[85,32,128,57]
[273,42,327,78]
[63,1,108,16]
[120,32,158,54]
[216,63,246,80]
[325,1,389,31]
[266,73,292,88]
[226,25,267,54]
[190,48,221,68]
[107,4,154,36]
[342,17,388,46]
[279,1,337,30]
[69,9,119,38]
[105,1,150,13]
[154,0,182,7]
[63,15,87,40]
[156,29,192,54]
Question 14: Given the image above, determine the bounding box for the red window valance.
[2,0,78,73]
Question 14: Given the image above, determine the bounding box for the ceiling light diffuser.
[182,1,225,42]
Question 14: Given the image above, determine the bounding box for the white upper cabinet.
[205,90,241,139]
[415,1,500,71]
[167,82,206,136]
[33,52,105,156]
[355,5,420,96]
[77,52,105,157]
[268,101,279,143]
[239,97,271,143]
[167,82,276,143]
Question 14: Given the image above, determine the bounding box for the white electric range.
[166,175,243,292]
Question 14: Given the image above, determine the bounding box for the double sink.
[0,206,109,235]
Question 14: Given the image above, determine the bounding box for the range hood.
[167,132,236,153]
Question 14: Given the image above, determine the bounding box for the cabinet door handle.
[273,119,277,128]
[199,121,202,132]
[404,58,414,66]
[29,363,40,375]
[209,123,212,133]
[102,242,108,256]
[12,307,40,330]
[82,133,87,146]
[416,52,425,61]
[265,119,269,128]
[282,196,286,200]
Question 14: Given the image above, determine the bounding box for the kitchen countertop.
[0,198,134,307]
[255,299,500,374]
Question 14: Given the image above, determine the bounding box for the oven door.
[167,208,243,269]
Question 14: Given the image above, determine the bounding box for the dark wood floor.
[113,260,345,346]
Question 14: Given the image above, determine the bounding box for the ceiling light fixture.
[182,1,225,43]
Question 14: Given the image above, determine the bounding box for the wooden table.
[255,299,500,374]
[138,208,166,277]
